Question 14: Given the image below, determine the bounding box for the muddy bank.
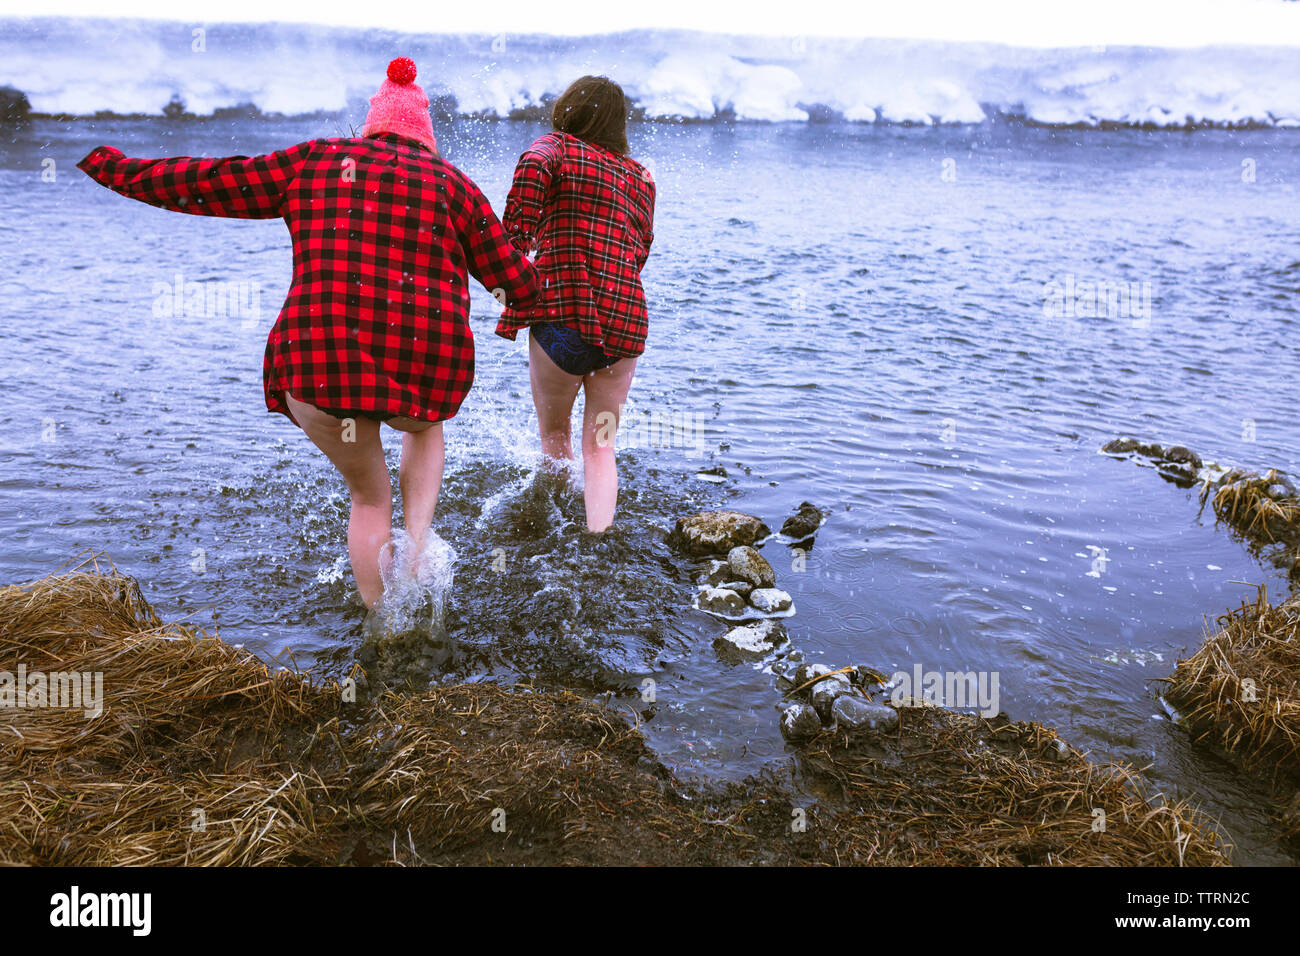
[0,562,1226,866]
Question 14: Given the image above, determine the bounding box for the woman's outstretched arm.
[77,141,317,219]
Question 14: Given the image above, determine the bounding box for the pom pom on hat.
[387,57,417,84]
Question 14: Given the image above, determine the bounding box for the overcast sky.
[3,0,1300,46]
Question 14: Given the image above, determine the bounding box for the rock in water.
[668,511,771,557]
[1163,445,1202,469]
[696,559,731,588]
[793,662,832,686]
[749,588,793,613]
[831,695,899,733]
[698,587,746,616]
[852,665,891,690]
[721,580,754,598]
[781,501,825,539]
[779,702,823,741]
[727,545,776,588]
[1157,445,1203,485]
[810,672,854,720]
[714,620,787,661]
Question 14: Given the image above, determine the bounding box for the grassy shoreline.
[0,561,1227,866]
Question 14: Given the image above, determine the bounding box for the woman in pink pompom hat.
[79,58,538,609]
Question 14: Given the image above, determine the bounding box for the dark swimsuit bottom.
[327,409,393,423]
[530,322,618,376]
[281,391,394,424]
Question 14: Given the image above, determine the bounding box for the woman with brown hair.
[495,75,656,532]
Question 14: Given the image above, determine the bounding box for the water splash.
[315,553,349,585]
[374,529,459,636]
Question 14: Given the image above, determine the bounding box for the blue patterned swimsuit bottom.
[530,323,618,376]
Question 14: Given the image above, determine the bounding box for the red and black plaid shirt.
[495,132,655,357]
[78,133,538,424]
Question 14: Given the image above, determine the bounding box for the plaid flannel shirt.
[79,133,538,424]
[495,132,655,357]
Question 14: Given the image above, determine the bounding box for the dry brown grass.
[799,708,1225,865]
[1200,468,1300,551]
[1162,588,1300,780]
[0,560,1232,866]
[0,558,346,865]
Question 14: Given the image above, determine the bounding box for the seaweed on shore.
[0,560,1228,866]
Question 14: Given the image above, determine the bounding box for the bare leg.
[396,422,443,556]
[284,393,391,608]
[528,332,582,464]
[580,356,638,533]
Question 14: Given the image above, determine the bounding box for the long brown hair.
[551,75,629,155]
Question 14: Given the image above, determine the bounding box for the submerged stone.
[1157,461,1198,486]
[1103,438,1171,460]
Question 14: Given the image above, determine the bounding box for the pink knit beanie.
[362,57,438,153]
